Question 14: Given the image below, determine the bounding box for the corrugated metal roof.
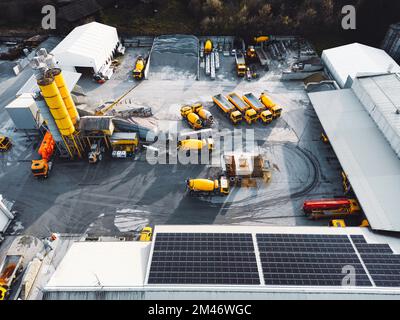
[352,74,400,158]
[43,226,400,299]
[322,43,400,88]
[309,89,400,232]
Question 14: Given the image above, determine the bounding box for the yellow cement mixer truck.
[186,176,230,196]
[181,105,203,130]
[260,92,283,119]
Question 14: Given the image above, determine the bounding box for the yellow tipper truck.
[212,94,242,125]
[227,93,258,125]
[235,52,247,77]
[242,93,273,124]
[186,176,230,196]
[260,92,282,118]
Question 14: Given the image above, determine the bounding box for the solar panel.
[148,233,260,285]
[350,235,400,287]
[256,234,372,287]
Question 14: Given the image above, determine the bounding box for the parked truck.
[186,176,229,196]
[88,139,105,164]
[235,52,247,77]
[303,198,361,220]
[133,56,146,80]
[0,255,23,300]
[192,103,214,127]
[242,93,273,124]
[260,92,283,118]
[178,138,215,152]
[181,105,203,130]
[31,132,55,179]
[227,93,258,124]
[212,94,242,125]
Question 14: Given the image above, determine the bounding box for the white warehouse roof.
[309,89,400,232]
[45,241,151,290]
[51,22,119,73]
[352,74,400,159]
[44,226,400,299]
[322,43,400,88]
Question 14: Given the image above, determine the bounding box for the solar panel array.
[351,235,400,287]
[148,233,260,285]
[147,232,400,288]
[257,234,372,287]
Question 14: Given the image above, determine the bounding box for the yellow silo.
[49,68,80,125]
[37,75,75,137]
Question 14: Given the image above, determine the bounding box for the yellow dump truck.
[181,105,203,130]
[212,94,242,125]
[133,56,145,80]
[243,93,273,124]
[204,39,213,54]
[260,93,283,118]
[187,176,229,196]
[235,52,247,77]
[227,93,258,125]
[178,138,215,152]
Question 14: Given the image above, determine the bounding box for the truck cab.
[218,176,230,195]
[0,136,11,152]
[259,110,273,124]
[230,111,243,125]
[139,226,153,241]
[244,109,258,124]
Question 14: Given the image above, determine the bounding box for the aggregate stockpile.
[148,35,199,80]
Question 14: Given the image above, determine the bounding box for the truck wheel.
[99,154,103,161]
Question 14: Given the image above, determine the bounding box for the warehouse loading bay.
[0,34,353,242]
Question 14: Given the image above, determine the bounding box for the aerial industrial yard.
[0,19,400,301]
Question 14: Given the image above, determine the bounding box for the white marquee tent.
[51,22,119,73]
